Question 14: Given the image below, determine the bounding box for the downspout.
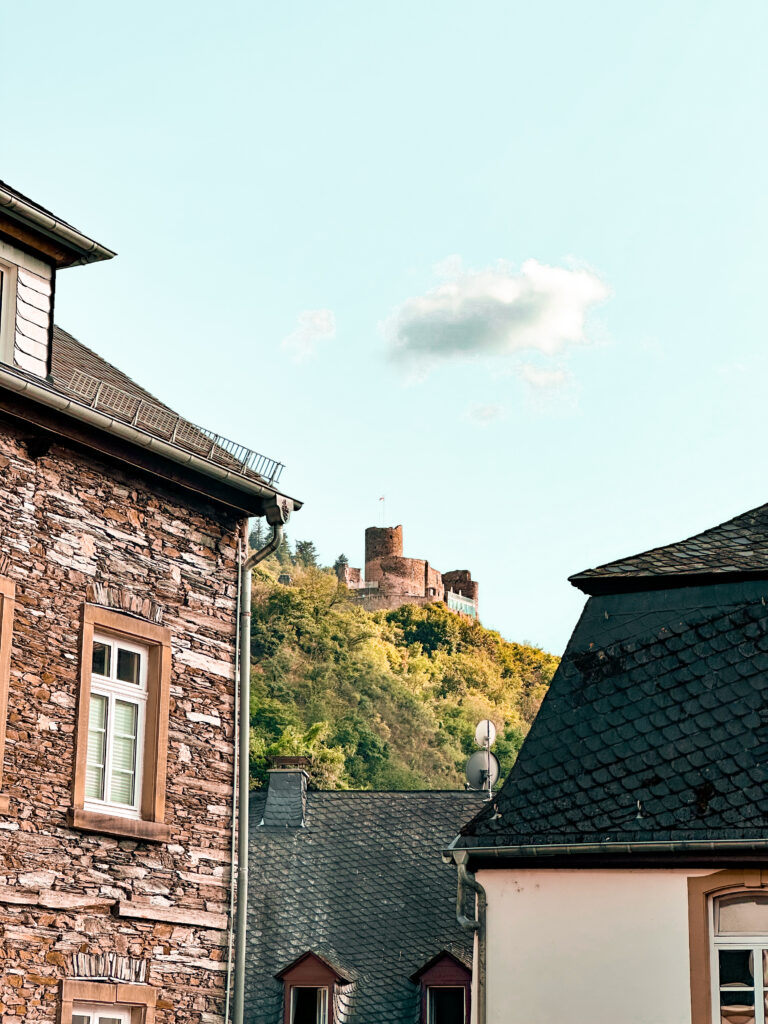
[454,851,487,1024]
[224,531,243,1023]
[232,502,290,1024]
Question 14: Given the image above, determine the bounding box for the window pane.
[428,987,466,1024]
[97,1018,123,1024]
[720,1001,755,1024]
[116,647,140,684]
[720,949,754,988]
[109,700,137,804]
[85,693,107,800]
[92,640,111,677]
[717,894,768,935]
[719,949,755,1024]
[72,1017,90,1024]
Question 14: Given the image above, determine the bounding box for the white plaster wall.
[479,867,716,1024]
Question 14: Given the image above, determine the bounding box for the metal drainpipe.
[224,531,243,1023]
[454,851,487,1024]
[232,514,286,1024]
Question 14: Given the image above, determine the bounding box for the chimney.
[261,756,309,828]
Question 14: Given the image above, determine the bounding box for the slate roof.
[246,786,485,1024]
[50,325,173,412]
[456,578,768,853]
[571,502,768,594]
[30,326,291,495]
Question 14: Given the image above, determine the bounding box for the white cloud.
[516,363,570,392]
[386,257,608,371]
[281,309,336,362]
[464,402,505,426]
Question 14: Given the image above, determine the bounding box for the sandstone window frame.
[0,576,15,813]
[688,868,768,1024]
[60,980,156,1024]
[68,604,171,843]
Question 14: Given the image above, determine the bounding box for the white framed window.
[290,986,329,1024]
[427,986,466,1024]
[0,258,18,365]
[710,891,768,1024]
[84,632,148,819]
[72,1005,131,1024]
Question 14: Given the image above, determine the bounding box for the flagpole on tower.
[379,495,385,525]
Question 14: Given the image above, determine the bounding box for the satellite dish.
[465,749,500,792]
[474,719,497,748]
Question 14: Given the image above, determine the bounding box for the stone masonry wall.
[0,416,241,1023]
[442,569,478,603]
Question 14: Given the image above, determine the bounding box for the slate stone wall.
[0,416,240,1022]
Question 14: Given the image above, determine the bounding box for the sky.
[1,1,766,654]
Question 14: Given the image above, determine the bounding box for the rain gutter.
[446,838,768,861]
[0,363,301,510]
[453,850,486,1024]
[0,184,116,264]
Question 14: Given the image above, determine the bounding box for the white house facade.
[450,503,768,1024]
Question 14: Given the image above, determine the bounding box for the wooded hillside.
[248,538,558,790]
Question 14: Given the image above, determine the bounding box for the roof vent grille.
[61,367,284,484]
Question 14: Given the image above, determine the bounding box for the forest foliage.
[248,534,558,790]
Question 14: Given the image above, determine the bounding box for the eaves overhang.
[0,182,116,267]
[569,569,768,596]
[445,838,768,870]
[0,363,302,518]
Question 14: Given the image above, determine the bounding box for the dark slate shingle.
[456,579,768,850]
[246,789,485,1023]
[571,503,768,593]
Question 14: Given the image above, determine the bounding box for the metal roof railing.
[61,367,284,485]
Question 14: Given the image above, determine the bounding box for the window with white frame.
[0,259,17,364]
[72,1005,131,1024]
[85,633,148,818]
[711,891,768,1024]
[290,986,329,1024]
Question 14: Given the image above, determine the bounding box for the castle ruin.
[337,525,479,619]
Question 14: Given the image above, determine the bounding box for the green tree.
[248,559,558,791]
[294,539,319,568]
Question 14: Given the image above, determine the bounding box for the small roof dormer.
[0,180,114,379]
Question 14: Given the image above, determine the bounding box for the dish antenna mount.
[466,719,500,800]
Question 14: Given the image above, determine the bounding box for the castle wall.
[365,526,403,564]
[442,569,479,602]
[0,415,240,1022]
[339,565,362,587]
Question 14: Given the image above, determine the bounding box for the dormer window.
[411,951,471,1024]
[276,951,352,1024]
[427,986,466,1023]
[290,986,329,1024]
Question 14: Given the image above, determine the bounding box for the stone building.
[0,182,300,1023]
[337,526,479,619]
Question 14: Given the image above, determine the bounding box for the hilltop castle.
[337,525,479,619]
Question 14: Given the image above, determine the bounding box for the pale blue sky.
[2,1,766,653]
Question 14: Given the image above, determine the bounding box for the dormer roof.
[0,179,115,267]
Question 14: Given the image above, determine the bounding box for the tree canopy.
[249,555,557,790]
